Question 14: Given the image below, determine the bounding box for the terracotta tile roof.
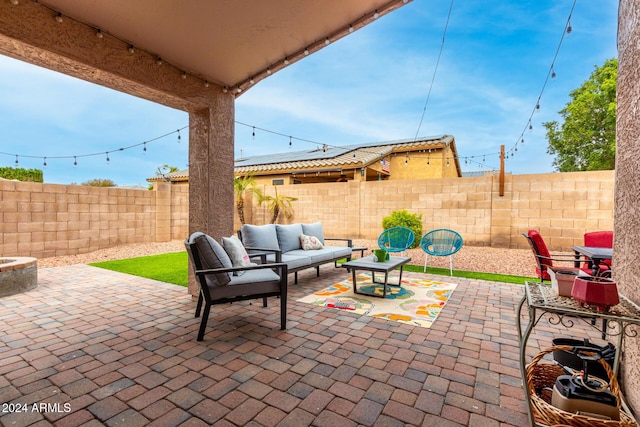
[147,169,189,182]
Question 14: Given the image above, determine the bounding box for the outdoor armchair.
[185,232,288,341]
[420,228,463,275]
[522,229,601,281]
[377,226,415,255]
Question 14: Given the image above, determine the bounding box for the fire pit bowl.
[0,257,38,297]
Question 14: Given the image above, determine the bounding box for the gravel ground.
[37,239,538,277]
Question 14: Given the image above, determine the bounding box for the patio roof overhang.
[0,0,411,106]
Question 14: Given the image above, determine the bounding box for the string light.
[55,13,63,23]
[43,157,47,168]
[177,129,181,143]
[2,126,188,170]
[413,0,454,141]
[500,0,576,166]
[95,29,103,38]
[252,126,255,139]
[127,45,135,54]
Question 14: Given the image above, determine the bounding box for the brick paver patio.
[0,263,604,426]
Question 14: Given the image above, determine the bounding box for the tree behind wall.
[544,58,617,172]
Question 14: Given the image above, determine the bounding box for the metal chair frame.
[420,228,463,276]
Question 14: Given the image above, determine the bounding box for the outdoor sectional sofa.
[239,222,355,283]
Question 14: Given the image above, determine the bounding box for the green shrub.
[0,167,43,182]
[381,209,423,249]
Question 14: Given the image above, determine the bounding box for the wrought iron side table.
[517,281,640,427]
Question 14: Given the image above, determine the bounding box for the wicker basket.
[526,345,637,427]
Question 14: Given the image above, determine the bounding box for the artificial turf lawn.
[90,251,536,286]
[89,251,189,287]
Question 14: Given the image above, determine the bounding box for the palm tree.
[256,186,298,224]
[233,174,259,225]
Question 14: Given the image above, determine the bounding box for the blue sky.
[0,0,618,186]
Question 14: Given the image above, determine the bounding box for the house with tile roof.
[147,135,461,187]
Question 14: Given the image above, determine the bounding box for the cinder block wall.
[0,169,614,258]
[0,180,188,258]
[239,170,614,251]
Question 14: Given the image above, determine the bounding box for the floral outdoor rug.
[297,273,457,328]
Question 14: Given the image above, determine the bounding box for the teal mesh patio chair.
[377,226,415,255]
[420,229,463,275]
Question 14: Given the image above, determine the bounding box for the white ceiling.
[40,0,410,90]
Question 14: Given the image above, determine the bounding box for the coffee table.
[342,255,411,298]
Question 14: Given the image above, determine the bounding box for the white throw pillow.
[300,233,323,250]
[222,236,252,275]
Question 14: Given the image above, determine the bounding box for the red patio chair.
[583,231,613,271]
[522,230,593,281]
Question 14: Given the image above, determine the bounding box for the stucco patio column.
[615,0,640,412]
[187,97,235,297]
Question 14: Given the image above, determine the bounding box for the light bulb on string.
[521,138,525,144]
[566,20,572,35]
[128,45,135,54]
[252,126,255,139]
[536,102,540,110]
[289,136,292,148]
[55,13,63,23]
[177,129,181,143]
[551,67,556,79]
[529,121,533,131]
[43,157,47,168]
[143,142,147,154]
[106,152,110,164]
[96,29,103,38]
[73,156,77,167]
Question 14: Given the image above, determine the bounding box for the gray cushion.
[190,232,232,286]
[276,224,303,253]
[241,224,280,250]
[301,222,325,244]
[214,269,281,300]
[287,247,352,263]
[265,253,311,270]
